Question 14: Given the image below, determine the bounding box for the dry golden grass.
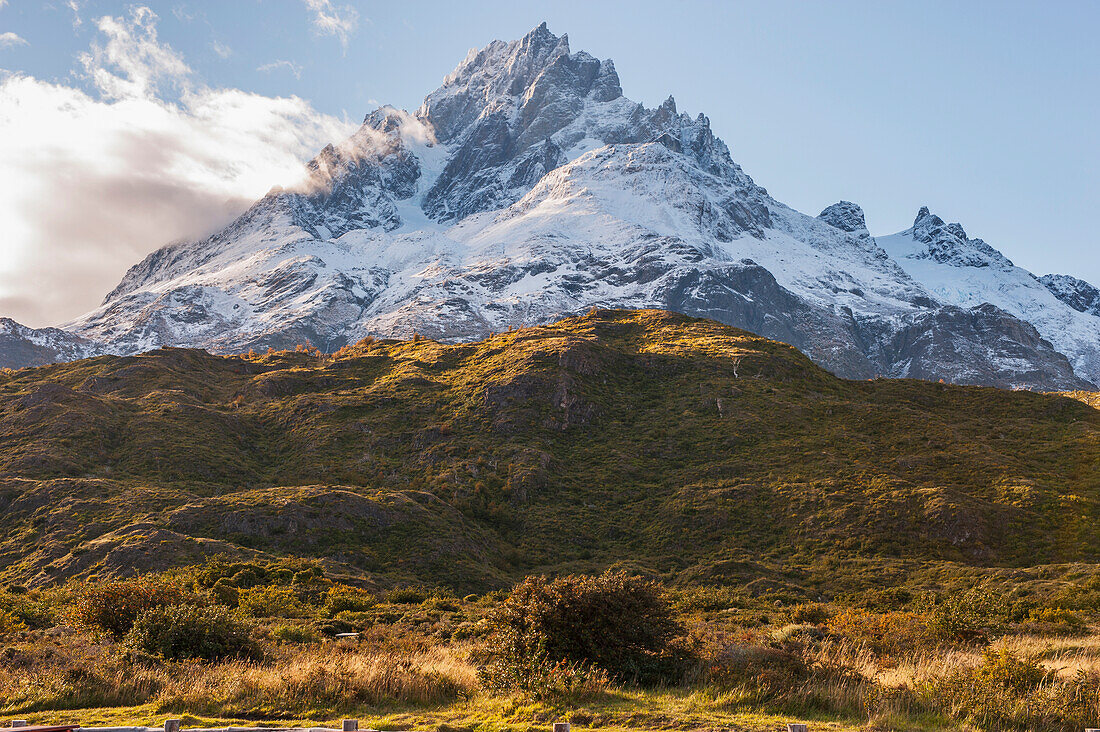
[993,631,1100,680]
[0,635,477,717]
[155,644,478,716]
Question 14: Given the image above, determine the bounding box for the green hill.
[1,309,1097,595]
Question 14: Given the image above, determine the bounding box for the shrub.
[974,649,1046,692]
[481,570,687,690]
[386,587,428,604]
[0,608,26,634]
[672,585,743,613]
[68,578,193,638]
[786,602,833,624]
[922,650,1063,730]
[322,585,376,617]
[772,623,825,646]
[483,656,611,701]
[1019,607,1087,636]
[1,592,55,629]
[916,588,1003,643]
[704,644,807,691]
[843,587,913,612]
[238,585,312,618]
[211,578,239,607]
[124,604,259,661]
[271,623,320,644]
[421,596,459,612]
[826,607,932,656]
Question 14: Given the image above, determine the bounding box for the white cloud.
[302,0,359,48]
[0,32,27,49]
[0,6,355,327]
[258,59,303,80]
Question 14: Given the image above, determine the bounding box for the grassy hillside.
[1,308,1098,595]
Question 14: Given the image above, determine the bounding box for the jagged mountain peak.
[905,206,1014,269]
[417,22,589,142]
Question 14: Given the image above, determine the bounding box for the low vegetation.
[1,309,1098,729]
[2,562,1100,730]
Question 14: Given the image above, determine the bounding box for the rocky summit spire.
[909,206,1014,269]
[818,201,867,233]
[411,22,756,223]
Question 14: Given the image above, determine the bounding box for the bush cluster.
[481,570,688,694]
[916,587,1004,643]
[826,607,932,656]
[124,603,260,661]
[68,578,194,638]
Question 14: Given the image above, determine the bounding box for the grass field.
[4,573,1100,731]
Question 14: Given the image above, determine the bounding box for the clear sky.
[0,0,1097,327]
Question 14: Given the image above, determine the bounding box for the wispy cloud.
[0,32,27,49]
[258,59,303,80]
[211,40,232,59]
[171,4,195,23]
[66,0,84,28]
[0,6,354,327]
[302,0,360,49]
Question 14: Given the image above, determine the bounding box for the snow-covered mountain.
[2,23,1097,390]
[878,208,1100,386]
[0,318,102,370]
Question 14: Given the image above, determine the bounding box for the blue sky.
[0,0,1097,326]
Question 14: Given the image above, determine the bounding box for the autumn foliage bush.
[68,577,195,638]
[826,607,933,656]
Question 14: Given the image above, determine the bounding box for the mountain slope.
[0,318,105,370]
[878,208,1100,385]
[2,23,1095,390]
[1,309,1098,591]
[1040,273,1100,317]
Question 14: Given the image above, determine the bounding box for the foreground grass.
[0,629,1040,732]
[9,692,897,732]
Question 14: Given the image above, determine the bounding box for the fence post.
[786,725,808,732]
[165,719,181,732]
[553,724,571,732]
[342,721,359,732]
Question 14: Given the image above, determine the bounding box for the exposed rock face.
[1040,274,1100,317]
[818,201,868,234]
[2,22,1097,390]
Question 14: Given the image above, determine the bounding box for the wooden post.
[164,720,180,732]
[786,725,808,732]
[342,721,359,732]
[553,724,571,732]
